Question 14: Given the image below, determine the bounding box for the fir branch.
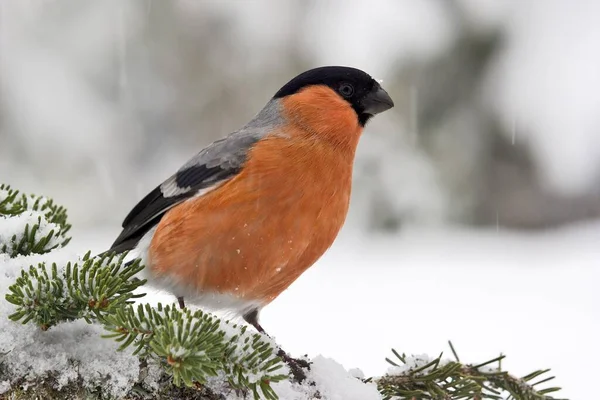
[377,342,567,400]
[101,303,288,400]
[0,184,71,256]
[0,184,23,215]
[5,252,146,330]
[1,215,68,258]
[5,250,287,399]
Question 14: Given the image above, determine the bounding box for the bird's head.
[274,66,394,128]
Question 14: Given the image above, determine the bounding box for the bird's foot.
[242,308,310,382]
[177,296,185,309]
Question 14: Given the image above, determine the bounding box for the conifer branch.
[0,184,71,256]
[5,250,287,399]
[376,343,566,400]
[102,303,288,399]
[5,252,146,330]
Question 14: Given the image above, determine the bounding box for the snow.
[259,224,599,400]
[3,218,599,399]
[271,357,380,400]
[65,222,599,400]
[0,211,62,253]
[0,189,66,255]
[0,247,142,398]
[0,227,373,398]
[308,356,380,400]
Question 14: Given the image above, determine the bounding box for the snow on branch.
[0,183,568,400]
[5,252,146,330]
[5,250,287,399]
[377,345,565,400]
[0,184,71,256]
[101,302,288,396]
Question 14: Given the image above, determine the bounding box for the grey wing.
[107,132,262,254]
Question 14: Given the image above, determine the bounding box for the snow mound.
[0,245,382,399]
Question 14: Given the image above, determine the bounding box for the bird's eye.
[339,83,354,98]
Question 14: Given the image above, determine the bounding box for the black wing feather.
[108,135,263,254]
[174,164,233,188]
[122,186,165,227]
[109,164,240,253]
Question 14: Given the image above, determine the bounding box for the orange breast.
[149,91,362,304]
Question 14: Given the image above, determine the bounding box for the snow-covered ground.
[72,222,600,400]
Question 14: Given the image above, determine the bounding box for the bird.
[106,66,394,335]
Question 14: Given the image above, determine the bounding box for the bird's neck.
[279,88,363,152]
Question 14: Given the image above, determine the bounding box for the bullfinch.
[106,66,394,335]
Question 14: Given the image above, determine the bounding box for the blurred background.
[4,0,600,232]
[1,2,599,398]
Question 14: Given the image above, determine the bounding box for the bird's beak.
[361,83,394,115]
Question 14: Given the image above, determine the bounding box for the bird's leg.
[242,309,310,383]
[242,308,266,334]
[177,296,185,309]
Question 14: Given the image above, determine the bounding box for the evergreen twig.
[102,303,288,399]
[5,251,287,399]
[0,184,71,256]
[377,343,567,400]
[5,252,146,330]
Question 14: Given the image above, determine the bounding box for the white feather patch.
[160,177,192,197]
